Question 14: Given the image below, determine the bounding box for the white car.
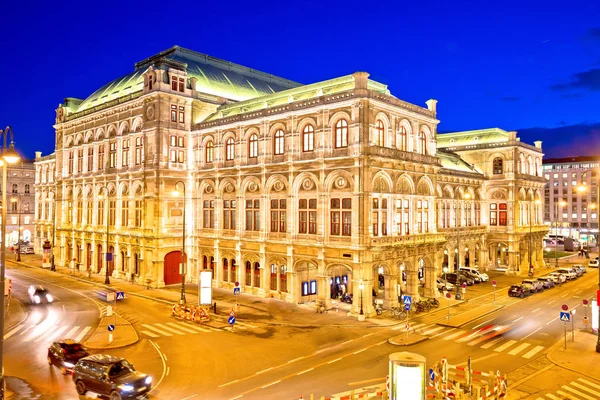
[547,273,567,284]
[589,259,599,268]
[556,268,577,281]
[459,267,489,282]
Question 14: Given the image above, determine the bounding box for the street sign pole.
[564,320,567,350]
[492,280,497,305]
[446,292,451,320]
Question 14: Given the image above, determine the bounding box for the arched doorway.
[108,246,115,276]
[297,261,318,303]
[164,251,186,285]
[86,244,92,270]
[96,244,102,273]
[120,251,125,272]
[329,265,351,300]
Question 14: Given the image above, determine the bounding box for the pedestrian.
[130,273,135,284]
[213,301,217,314]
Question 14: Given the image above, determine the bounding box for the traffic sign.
[560,311,571,322]
[462,283,467,288]
[429,368,435,381]
[235,281,239,287]
[445,292,451,299]
[404,304,411,311]
[492,280,497,287]
[583,299,589,306]
[405,323,410,331]
[402,295,412,305]
[228,316,236,325]
[116,291,125,300]
[562,304,569,311]
[230,310,236,317]
[233,287,240,295]
[108,324,115,331]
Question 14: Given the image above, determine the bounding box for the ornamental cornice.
[59,99,145,130]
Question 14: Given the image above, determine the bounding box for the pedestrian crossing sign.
[116,291,125,300]
[403,295,412,305]
[560,311,570,322]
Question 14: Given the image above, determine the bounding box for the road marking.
[522,327,542,340]
[328,358,342,364]
[36,325,68,343]
[480,338,503,349]
[287,356,305,363]
[177,323,212,333]
[340,339,355,345]
[544,394,561,400]
[443,330,466,341]
[141,330,160,338]
[422,326,445,335]
[148,340,167,395]
[256,367,273,375]
[494,340,517,352]
[141,324,173,336]
[555,391,571,398]
[155,323,186,335]
[218,380,239,388]
[74,326,91,342]
[473,319,494,329]
[166,322,200,334]
[546,318,557,325]
[3,324,24,340]
[353,348,366,355]
[508,343,531,355]
[513,317,523,323]
[261,380,280,389]
[532,308,540,313]
[410,323,427,331]
[560,293,569,298]
[432,328,453,339]
[571,381,600,396]
[64,326,80,339]
[521,345,544,359]
[548,300,556,305]
[235,321,257,328]
[229,396,243,400]
[297,368,314,375]
[578,378,600,390]
[562,385,596,400]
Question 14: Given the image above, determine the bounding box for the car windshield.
[36,289,48,295]
[108,360,135,377]
[63,344,85,354]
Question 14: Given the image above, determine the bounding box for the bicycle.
[427,298,440,308]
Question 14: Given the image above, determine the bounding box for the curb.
[388,334,428,346]
[436,305,505,328]
[83,312,140,351]
[545,331,600,384]
[5,296,27,332]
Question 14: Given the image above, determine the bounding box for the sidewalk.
[547,329,600,378]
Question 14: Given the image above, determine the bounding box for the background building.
[4,160,35,249]
[34,46,547,315]
[543,156,600,246]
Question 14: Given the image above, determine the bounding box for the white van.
[459,267,489,282]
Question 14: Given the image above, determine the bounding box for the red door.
[164,251,187,285]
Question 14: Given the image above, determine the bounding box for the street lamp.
[47,191,57,271]
[528,199,541,275]
[173,181,187,304]
[98,186,111,284]
[456,193,471,272]
[10,196,21,262]
[0,125,20,394]
[358,279,364,316]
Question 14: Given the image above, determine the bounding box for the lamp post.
[555,199,567,267]
[455,193,470,273]
[0,126,20,394]
[48,191,57,271]
[173,181,187,304]
[359,279,364,316]
[10,196,21,262]
[528,199,541,275]
[99,186,111,284]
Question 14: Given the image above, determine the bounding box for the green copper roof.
[76,46,301,112]
[205,75,390,121]
[437,149,481,174]
[437,128,509,148]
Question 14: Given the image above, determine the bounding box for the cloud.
[516,122,600,158]
[550,68,600,91]
[500,96,520,102]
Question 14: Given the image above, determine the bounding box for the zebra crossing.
[393,322,546,359]
[4,324,92,343]
[139,320,258,338]
[536,378,600,400]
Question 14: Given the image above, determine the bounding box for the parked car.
[572,265,586,275]
[556,268,577,281]
[536,276,555,289]
[459,267,489,282]
[508,284,531,298]
[28,285,53,304]
[73,355,152,398]
[547,272,567,284]
[460,270,482,284]
[436,278,455,292]
[444,273,473,286]
[521,279,543,293]
[48,339,89,375]
[589,259,599,268]
[20,246,35,254]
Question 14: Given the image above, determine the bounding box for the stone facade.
[34,46,548,317]
[5,160,35,248]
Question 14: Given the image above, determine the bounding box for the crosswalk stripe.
[154,323,185,335]
[410,323,427,330]
[556,390,579,400]
[74,327,92,342]
[571,382,600,397]
[36,325,68,343]
[3,324,24,340]
[141,330,160,338]
[166,322,200,334]
[536,397,545,400]
[522,345,544,359]
[64,326,80,339]
[494,340,517,352]
[432,328,453,339]
[235,321,257,328]
[140,324,173,336]
[563,385,596,400]
[443,330,465,340]
[173,322,212,333]
[508,343,531,355]
[422,326,445,335]
[480,338,503,349]
[578,379,600,390]
[545,394,561,400]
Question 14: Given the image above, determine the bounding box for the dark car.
[73,355,152,399]
[28,285,54,304]
[444,273,474,286]
[48,339,89,374]
[508,284,531,298]
[461,271,482,284]
[536,276,555,289]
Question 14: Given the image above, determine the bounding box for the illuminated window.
[330,198,351,236]
[170,105,177,122]
[68,151,74,174]
[335,119,348,148]
[205,141,214,163]
[77,149,83,172]
[274,129,285,155]
[203,200,214,228]
[98,200,104,225]
[121,200,128,226]
[76,200,82,224]
[374,120,384,146]
[109,200,116,227]
[418,131,427,155]
[223,200,236,230]
[109,142,116,168]
[270,199,287,233]
[135,137,143,165]
[134,200,143,227]
[398,125,407,151]
[248,134,258,158]
[87,147,93,171]
[302,125,314,152]
[372,198,388,236]
[122,139,130,167]
[245,199,260,231]
[179,106,184,123]
[225,138,235,160]
[169,135,185,163]
[493,158,503,174]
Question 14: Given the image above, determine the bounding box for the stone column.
[389,276,399,307]
[423,265,437,298]
[448,253,455,272]
[352,279,373,317]
[405,268,420,302]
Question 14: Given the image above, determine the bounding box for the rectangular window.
[135,137,143,165]
[98,200,105,225]
[372,198,379,236]
[122,139,130,167]
[299,198,317,234]
[109,200,116,227]
[87,201,93,224]
[98,146,105,170]
[223,200,236,230]
[109,142,116,168]
[135,200,143,227]
[499,203,507,226]
[179,106,185,123]
[330,198,352,236]
[77,149,83,172]
[245,199,260,231]
[171,76,178,90]
[76,200,82,224]
[88,148,93,171]
[270,199,287,233]
[179,78,184,92]
[68,151,74,174]
[203,200,214,228]
[171,105,177,122]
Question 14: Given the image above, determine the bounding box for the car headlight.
[46,294,53,302]
[145,376,152,385]
[34,295,40,304]
[63,362,74,368]
[120,384,135,392]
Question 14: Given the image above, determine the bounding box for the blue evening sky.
[1,0,599,160]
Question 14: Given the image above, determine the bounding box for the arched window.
[205,141,214,163]
[248,134,258,158]
[335,119,348,148]
[302,125,314,152]
[225,138,235,160]
[24,184,30,194]
[397,125,407,151]
[274,129,285,155]
[493,157,503,174]
[375,120,385,146]
[418,131,427,155]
